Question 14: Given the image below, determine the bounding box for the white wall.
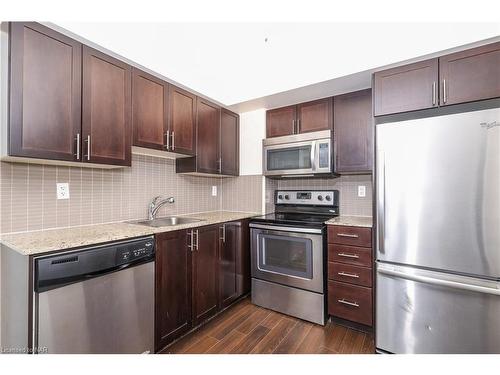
[239,108,266,176]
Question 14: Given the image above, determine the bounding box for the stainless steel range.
[250,190,339,325]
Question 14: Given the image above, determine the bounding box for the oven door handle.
[249,223,323,234]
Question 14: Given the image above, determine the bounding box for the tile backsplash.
[0,154,371,235]
[265,175,373,216]
[0,155,263,234]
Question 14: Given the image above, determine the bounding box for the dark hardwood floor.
[160,297,375,354]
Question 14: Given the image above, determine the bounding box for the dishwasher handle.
[35,255,154,293]
[35,237,155,293]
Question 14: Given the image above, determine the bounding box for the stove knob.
[325,195,332,201]
[317,195,323,201]
[284,194,290,200]
[278,194,283,200]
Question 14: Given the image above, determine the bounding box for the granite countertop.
[0,211,258,256]
[325,215,373,228]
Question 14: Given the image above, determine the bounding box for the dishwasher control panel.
[116,239,155,264]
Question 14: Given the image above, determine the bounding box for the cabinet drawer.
[328,225,372,247]
[328,244,372,267]
[328,262,372,287]
[328,281,372,326]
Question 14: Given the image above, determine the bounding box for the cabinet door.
[373,58,439,116]
[9,22,82,161]
[155,230,192,351]
[220,109,239,176]
[192,225,219,325]
[297,97,332,133]
[132,68,169,150]
[196,98,221,174]
[168,86,197,155]
[82,46,132,166]
[439,42,500,106]
[219,222,238,308]
[266,105,296,138]
[334,89,373,174]
[219,220,251,309]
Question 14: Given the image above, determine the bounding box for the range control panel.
[275,190,337,206]
[116,239,155,264]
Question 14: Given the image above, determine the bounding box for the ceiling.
[53,22,500,109]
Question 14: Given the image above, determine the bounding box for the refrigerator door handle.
[378,264,500,296]
[377,150,386,254]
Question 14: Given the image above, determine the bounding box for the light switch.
[358,185,366,198]
[57,183,70,200]
[212,185,217,197]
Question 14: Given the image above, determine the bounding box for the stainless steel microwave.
[263,130,334,177]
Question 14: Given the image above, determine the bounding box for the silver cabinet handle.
[443,79,447,104]
[220,224,226,242]
[432,81,436,106]
[164,130,170,150]
[337,252,359,259]
[337,233,359,238]
[75,133,80,160]
[171,131,175,150]
[297,119,300,133]
[188,230,194,252]
[292,119,296,134]
[338,272,359,278]
[337,299,359,308]
[83,135,91,161]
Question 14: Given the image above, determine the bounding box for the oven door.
[250,224,324,293]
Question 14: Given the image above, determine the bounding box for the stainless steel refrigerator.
[375,107,500,354]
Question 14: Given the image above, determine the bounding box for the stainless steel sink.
[132,216,203,227]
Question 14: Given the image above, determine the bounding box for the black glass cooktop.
[251,212,336,229]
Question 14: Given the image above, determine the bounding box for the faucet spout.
[148,196,175,220]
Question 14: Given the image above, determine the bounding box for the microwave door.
[264,141,315,176]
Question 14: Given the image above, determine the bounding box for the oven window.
[258,234,313,279]
[267,146,312,171]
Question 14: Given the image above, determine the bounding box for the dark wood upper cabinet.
[155,230,192,351]
[9,22,82,161]
[373,58,439,116]
[168,86,197,156]
[266,99,332,138]
[297,97,333,133]
[220,109,239,176]
[132,68,169,151]
[82,46,132,166]
[334,89,373,174]
[266,105,296,138]
[439,42,500,106]
[219,220,250,309]
[192,225,220,326]
[196,98,221,174]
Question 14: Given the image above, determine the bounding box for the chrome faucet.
[148,196,175,220]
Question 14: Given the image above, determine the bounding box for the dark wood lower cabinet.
[219,220,250,309]
[155,220,250,352]
[155,230,192,351]
[192,225,220,326]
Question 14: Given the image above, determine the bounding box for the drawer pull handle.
[338,271,359,278]
[337,233,359,238]
[337,252,359,259]
[338,299,359,308]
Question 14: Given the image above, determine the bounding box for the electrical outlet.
[57,183,70,200]
[357,185,366,198]
[211,185,217,197]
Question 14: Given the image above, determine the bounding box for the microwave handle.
[311,140,316,172]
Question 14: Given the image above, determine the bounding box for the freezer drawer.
[376,263,500,354]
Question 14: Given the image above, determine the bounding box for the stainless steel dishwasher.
[33,236,155,354]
